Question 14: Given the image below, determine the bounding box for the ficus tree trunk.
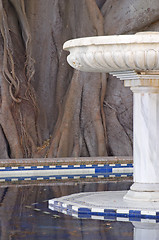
[0,0,159,159]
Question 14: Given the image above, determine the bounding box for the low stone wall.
[0,157,133,183]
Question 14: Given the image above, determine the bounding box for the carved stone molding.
[64,32,159,73]
[110,70,159,87]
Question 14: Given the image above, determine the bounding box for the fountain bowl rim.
[63,32,159,50]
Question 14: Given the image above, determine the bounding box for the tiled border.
[0,162,133,182]
[49,200,159,223]
[0,157,133,182]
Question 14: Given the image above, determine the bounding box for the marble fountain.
[49,32,159,227]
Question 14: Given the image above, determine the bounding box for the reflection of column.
[133,222,159,240]
[111,71,159,201]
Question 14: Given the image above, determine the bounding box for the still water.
[0,180,149,240]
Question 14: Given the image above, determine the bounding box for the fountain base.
[124,190,159,202]
[49,191,159,222]
[124,183,159,201]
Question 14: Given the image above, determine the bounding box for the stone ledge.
[0,157,133,183]
[0,156,133,166]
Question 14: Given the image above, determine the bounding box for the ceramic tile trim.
[0,162,133,182]
[49,200,159,223]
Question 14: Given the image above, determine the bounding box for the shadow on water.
[0,180,134,240]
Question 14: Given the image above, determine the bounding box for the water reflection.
[0,180,135,239]
[133,222,159,240]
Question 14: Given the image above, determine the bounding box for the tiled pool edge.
[0,157,133,183]
[49,201,159,223]
[49,191,159,223]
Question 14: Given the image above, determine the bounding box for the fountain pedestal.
[111,70,159,201]
[49,33,159,221]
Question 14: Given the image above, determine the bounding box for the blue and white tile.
[0,163,133,182]
[49,191,159,222]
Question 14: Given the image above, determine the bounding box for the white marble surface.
[49,191,159,211]
[124,86,159,201]
[63,32,159,72]
[133,87,159,184]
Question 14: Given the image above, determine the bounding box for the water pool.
[0,180,144,240]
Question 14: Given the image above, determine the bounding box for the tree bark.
[0,0,158,159]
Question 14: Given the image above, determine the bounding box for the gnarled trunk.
[0,0,158,159]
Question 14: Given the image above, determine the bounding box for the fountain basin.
[64,33,159,73]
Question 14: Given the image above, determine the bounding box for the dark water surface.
[0,180,134,240]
